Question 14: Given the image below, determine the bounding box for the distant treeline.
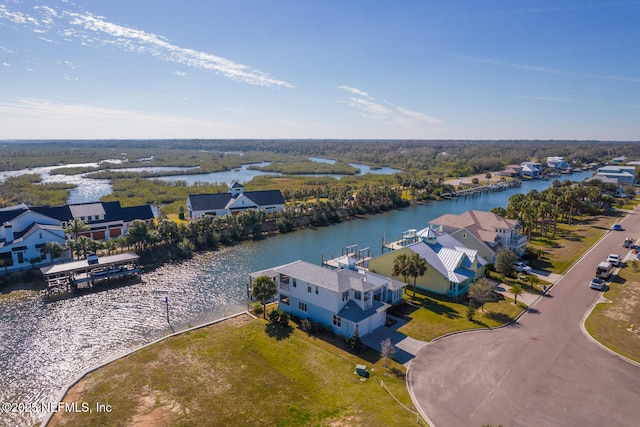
[1,139,638,175]
[1,139,638,212]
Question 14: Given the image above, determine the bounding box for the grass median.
[48,314,421,427]
[390,290,526,342]
[584,260,640,363]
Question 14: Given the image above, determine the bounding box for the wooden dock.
[40,253,140,293]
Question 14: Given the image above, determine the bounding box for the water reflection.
[0,169,593,427]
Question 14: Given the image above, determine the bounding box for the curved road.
[409,208,640,427]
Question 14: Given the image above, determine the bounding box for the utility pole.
[165,296,174,333]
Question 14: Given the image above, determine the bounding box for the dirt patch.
[604,282,640,323]
[46,379,87,427]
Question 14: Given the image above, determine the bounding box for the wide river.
[0,170,592,426]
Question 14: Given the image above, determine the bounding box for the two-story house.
[370,228,486,298]
[0,205,69,272]
[34,201,156,241]
[187,181,285,219]
[429,210,527,262]
[249,260,404,338]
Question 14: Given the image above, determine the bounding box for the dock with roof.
[40,252,140,292]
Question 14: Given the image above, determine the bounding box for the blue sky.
[1,0,638,140]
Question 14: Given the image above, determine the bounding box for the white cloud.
[173,71,187,77]
[338,85,374,99]
[0,3,294,88]
[340,86,443,126]
[520,95,572,103]
[470,57,564,75]
[0,97,248,139]
[586,74,640,83]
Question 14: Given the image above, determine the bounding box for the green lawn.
[584,260,640,363]
[528,215,615,274]
[392,290,525,342]
[51,315,422,427]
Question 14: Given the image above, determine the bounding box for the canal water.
[0,170,592,426]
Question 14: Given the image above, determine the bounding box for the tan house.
[429,210,527,263]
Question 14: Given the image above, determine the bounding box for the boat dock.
[40,253,140,292]
[441,180,520,199]
[321,244,372,270]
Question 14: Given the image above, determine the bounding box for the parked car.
[511,261,532,273]
[612,223,623,231]
[607,254,621,266]
[596,262,614,279]
[590,277,605,290]
[623,237,634,248]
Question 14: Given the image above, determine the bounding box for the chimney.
[4,222,13,244]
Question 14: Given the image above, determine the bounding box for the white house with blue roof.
[250,260,405,338]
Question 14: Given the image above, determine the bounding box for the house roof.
[431,210,519,234]
[188,190,284,211]
[69,202,105,218]
[404,232,483,284]
[337,300,388,323]
[255,260,398,293]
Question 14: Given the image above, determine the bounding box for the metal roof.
[40,253,139,276]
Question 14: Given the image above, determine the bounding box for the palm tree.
[65,218,89,240]
[252,275,277,319]
[407,253,428,298]
[510,283,524,305]
[392,253,411,289]
[523,273,540,292]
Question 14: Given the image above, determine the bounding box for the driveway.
[408,208,640,427]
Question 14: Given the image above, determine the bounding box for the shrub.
[300,318,313,332]
[278,312,289,326]
[268,309,281,323]
[252,302,264,316]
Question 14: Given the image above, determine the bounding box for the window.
[298,301,307,312]
[307,284,312,293]
[342,291,349,301]
[292,278,296,287]
[17,252,24,264]
[315,286,319,295]
[332,314,342,327]
[354,290,362,300]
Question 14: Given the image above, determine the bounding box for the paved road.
[408,208,640,427]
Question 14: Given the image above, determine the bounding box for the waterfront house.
[498,165,523,178]
[520,162,542,179]
[0,205,69,272]
[370,228,486,298]
[595,165,637,186]
[249,260,404,338]
[187,181,285,219]
[546,156,571,172]
[429,210,527,262]
[34,201,156,241]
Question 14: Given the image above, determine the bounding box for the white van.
[596,262,613,279]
